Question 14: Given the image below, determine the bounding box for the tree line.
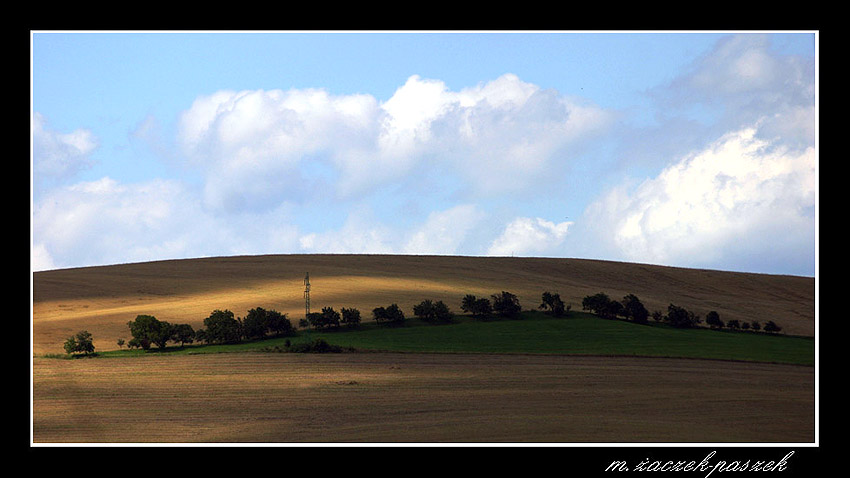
[580,291,783,333]
[59,288,784,356]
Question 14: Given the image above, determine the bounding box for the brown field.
[32,352,814,443]
[32,254,815,355]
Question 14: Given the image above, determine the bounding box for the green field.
[92,311,814,366]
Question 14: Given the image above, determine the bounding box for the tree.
[127,314,165,350]
[173,323,195,346]
[150,321,174,349]
[64,330,95,355]
[204,309,242,344]
[461,294,478,314]
[116,338,125,348]
[374,303,405,325]
[492,291,522,318]
[726,319,741,330]
[321,307,341,329]
[665,304,700,328]
[621,294,649,324]
[705,310,724,330]
[763,321,782,333]
[540,292,567,317]
[750,321,761,332]
[267,309,293,336]
[242,307,270,340]
[341,307,361,328]
[651,310,664,322]
[413,299,453,323]
[582,293,621,319]
[461,295,493,319]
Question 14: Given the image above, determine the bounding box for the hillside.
[31,254,815,355]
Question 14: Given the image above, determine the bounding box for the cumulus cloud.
[32,112,98,192]
[403,204,485,255]
[487,216,573,257]
[584,124,815,270]
[31,176,303,270]
[175,74,613,209]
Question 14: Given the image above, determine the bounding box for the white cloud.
[32,112,98,191]
[585,124,815,269]
[32,176,304,269]
[175,74,614,208]
[487,217,573,257]
[403,204,485,255]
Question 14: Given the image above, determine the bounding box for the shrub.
[764,321,782,333]
[289,338,344,353]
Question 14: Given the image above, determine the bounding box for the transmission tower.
[304,272,311,318]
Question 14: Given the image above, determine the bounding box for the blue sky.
[31,31,817,276]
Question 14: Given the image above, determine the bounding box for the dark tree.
[266,309,293,336]
[204,309,242,344]
[373,303,405,325]
[582,292,621,319]
[763,321,782,333]
[461,294,478,314]
[726,319,741,330]
[751,321,761,332]
[414,299,453,323]
[621,294,649,324]
[492,291,522,318]
[173,323,195,346]
[651,310,664,322]
[461,295,493,319]
[321,306,341,329]
[705,310,724,330]
[242,307,270,340]
[341,307,361,328]
[64,330,95,355]
[127,314,164,350]
[473,298,493,318]
[665,304,700,328]
[540,292,567,317]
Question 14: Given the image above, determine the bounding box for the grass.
[88,311,814,366]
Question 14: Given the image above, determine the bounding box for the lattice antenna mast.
[304,272,311,318]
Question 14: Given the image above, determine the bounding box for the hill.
[32,254,815,355]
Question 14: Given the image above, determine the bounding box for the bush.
[288,338,344,353]
[763,321,782,333]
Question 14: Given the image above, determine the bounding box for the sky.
[31,31,817,276]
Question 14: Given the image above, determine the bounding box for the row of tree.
[580,291,783,333]
[122,307,295,350]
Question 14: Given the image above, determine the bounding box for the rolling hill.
[31,254,815,356]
